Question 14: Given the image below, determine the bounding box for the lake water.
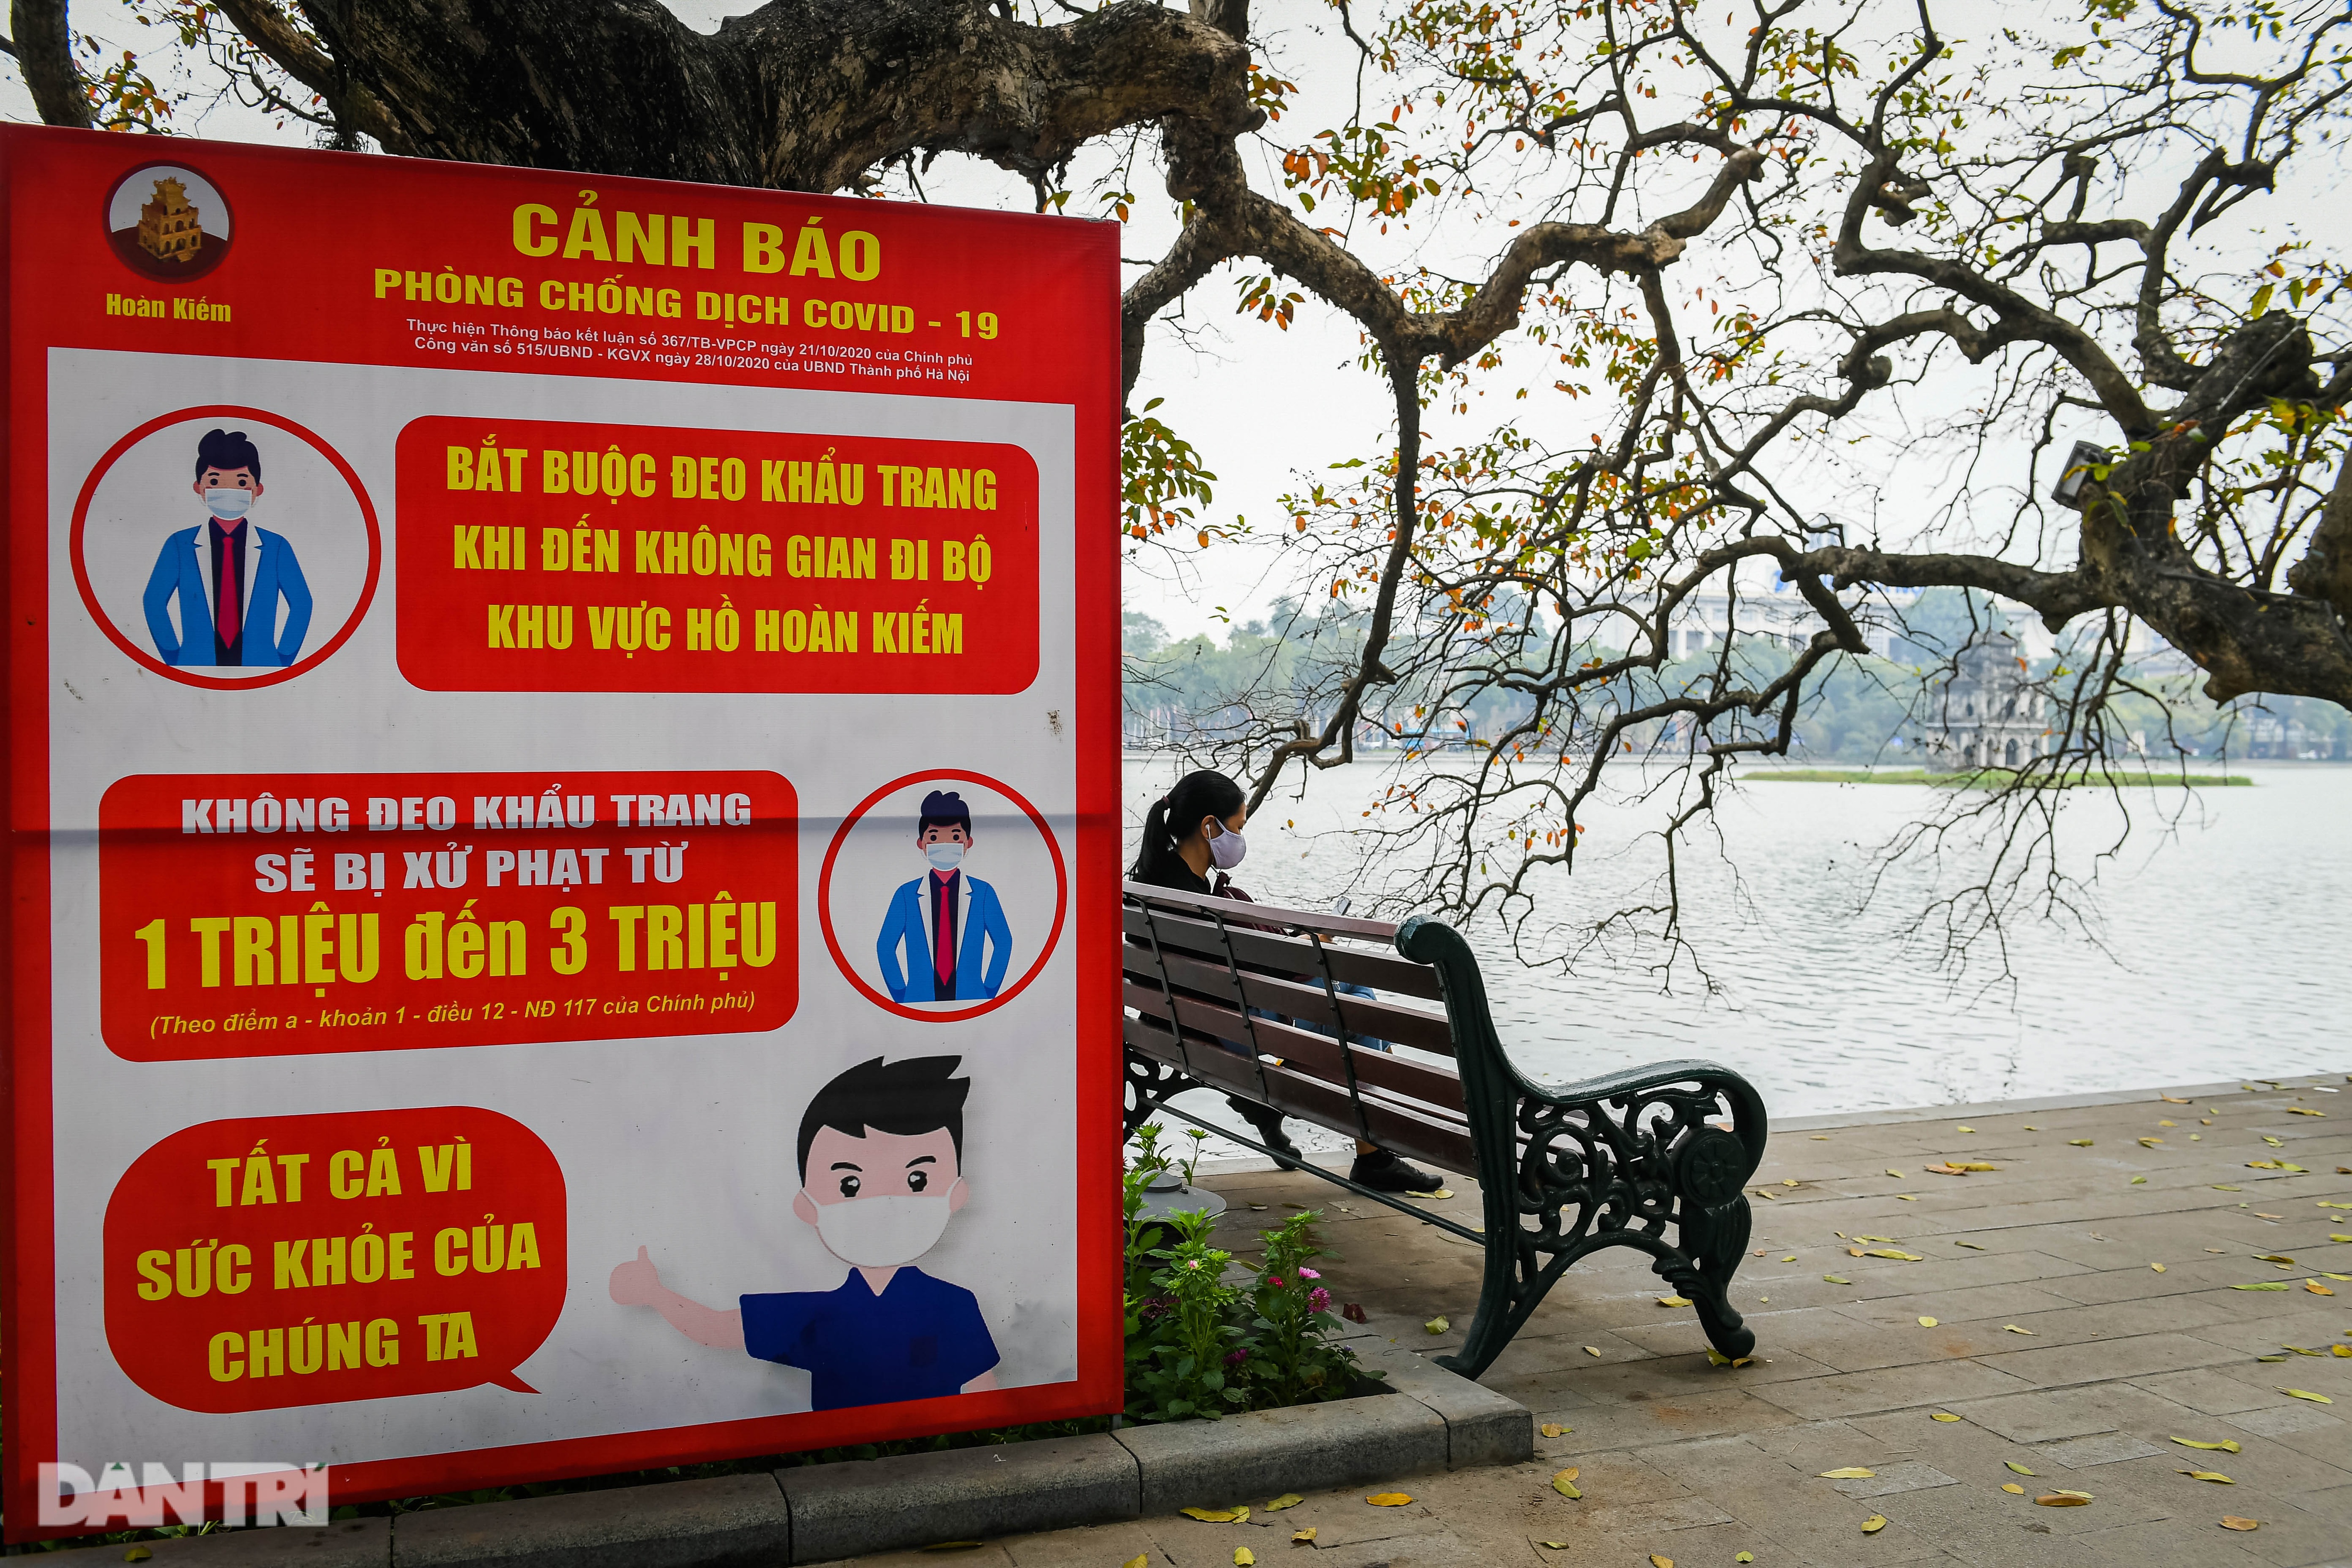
[1122,759,2352,1154]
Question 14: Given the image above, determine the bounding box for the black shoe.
[1225,1095,1302,1169]
[1350,1147,1444,1194]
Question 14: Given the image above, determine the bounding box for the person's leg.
[1215,1017,1301,1169]
[1327,982,1441,1192]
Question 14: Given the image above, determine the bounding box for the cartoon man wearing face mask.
[139,428,313,668]
[873,788,1013,1004]
[607,1055,1000,1410]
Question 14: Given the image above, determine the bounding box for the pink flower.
[1225,1348,1249,1366]
[1297,1267,1321,1280]
[1309,1286,1332,1312]
[1265,1274,1284,1288]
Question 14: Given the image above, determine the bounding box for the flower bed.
[1122,1122,1376,1422]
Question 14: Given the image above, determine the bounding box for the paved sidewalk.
[822,1075,2352,1567]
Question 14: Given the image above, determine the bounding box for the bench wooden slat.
[1120,902,1445,1001]
[1120,980,1466,1115]
[1120,880,1404,941]
[1123,1013,1477,1174]
[1122,943,1458,1055]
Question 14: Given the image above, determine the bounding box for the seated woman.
[1128,768,1442,1195]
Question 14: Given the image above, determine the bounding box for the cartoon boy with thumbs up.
[608,1055,999,1410]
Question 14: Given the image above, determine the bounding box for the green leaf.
[2252,283,2275,317]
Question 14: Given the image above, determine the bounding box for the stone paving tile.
[1831,1282,2089,1329]
[1832,1459,1965,1498]
[1526,1389,1803,1456]
[2035,1431,2164,1467]
[1750,1358,2037,1420]
[2134,1365,2300,1414]
[1971,1330,2248,1388]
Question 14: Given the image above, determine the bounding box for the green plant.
[1121,1122,1374,1424]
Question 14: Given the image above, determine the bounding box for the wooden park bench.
[1121,880,1768,1379]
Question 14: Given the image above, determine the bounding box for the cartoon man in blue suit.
[608,1055,1001,1411]
[140,428,312,668]
[875,789,1013,1004]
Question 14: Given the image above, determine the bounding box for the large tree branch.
[216,0,407,150]
[292,0,1256,192]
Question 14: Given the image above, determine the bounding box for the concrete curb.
[127,1353,1529,1566]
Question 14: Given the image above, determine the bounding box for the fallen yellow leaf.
[1955,1241,1986,1250]
[2070,1139,2094,1147]
[2220,1515,2260,1530]
[1958,1126,1975,1133]
[1235,1550,1255,1566]
[1293,1528,1317,1544]
[2004,1324,2035,1335]
[1584,1346,1601,1357]
[1657,1295,1693,1307]
[1409,1187,1455,1199]
[1861,1514,1887,1533]
[1264,1493,1303,1512]
[1917,1316,1939,1327]
[1824,1274,1852,1284]
[1819,1467,1876,1479]
[2001,1483,2025,1494]
[2179,1470,2234,1483]
[1887,1169,1904,1178]
[1124,1557,1148,1568]
[1650,1557,1675,1568]
[1534,1543,1566,1552]
[1552,1469,1582,1499]
[1182,1507,1243,1523]
[1783,1178,1797,1187]
[2335,1345,2352,1357]
[2172,1437,2242,1452]
[2139,1138,2162,1147]
[1367,1493,1413,1507]
[2282,1388,2334,1403]
[2036,1491,2092,1506]
[2005,1462,2036,1475]
[1867,1249,1926,1261]
[1424,1316,1449,1335]
[1737,1556,1755,1565]
[1931,1412,1961,1422]
[123,1553,154,1567]
[2307,1281,2336,1295]
[1541,1422,1566,1437]
[2152,1263,2167,1273]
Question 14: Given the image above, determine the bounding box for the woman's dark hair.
[1131,768,1244,884]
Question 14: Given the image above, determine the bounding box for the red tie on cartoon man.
[215,519,240,653]
[932,868,956,994]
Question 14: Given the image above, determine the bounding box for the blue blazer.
[876,873,1013,1003]
[141,524,312,667]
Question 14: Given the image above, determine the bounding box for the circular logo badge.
[70,406,381,691]
[103,161,234,284]
[818,770,1069,1023]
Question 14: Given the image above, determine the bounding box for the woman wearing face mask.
[1130,768,1442,1194]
